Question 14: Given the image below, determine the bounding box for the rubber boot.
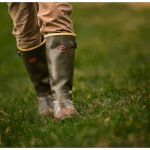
[19,42,53,117]
[45,34,78,120]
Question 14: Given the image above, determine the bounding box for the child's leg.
[38,2,78,120]
[7,2,53,116]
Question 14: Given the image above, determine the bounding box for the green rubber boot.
[19,42,53,117]
[45,34,78,120]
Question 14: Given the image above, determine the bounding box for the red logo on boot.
[57,45,68,52]
[29,57,37,63]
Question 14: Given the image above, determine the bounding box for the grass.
[0,2,150,147]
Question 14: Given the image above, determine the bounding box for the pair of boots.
[20,35,78,120]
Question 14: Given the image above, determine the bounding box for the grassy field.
[0,3,150,147]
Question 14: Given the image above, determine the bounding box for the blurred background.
[0,2,150,147]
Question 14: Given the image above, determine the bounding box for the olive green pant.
[7,2,74,50]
